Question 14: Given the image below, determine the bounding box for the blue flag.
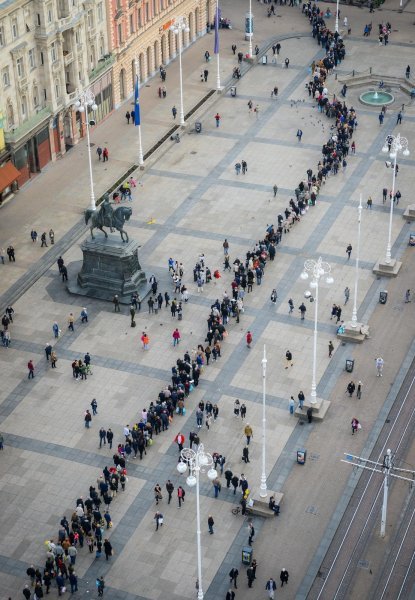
[214,5,220,54]
[134,75,141,126]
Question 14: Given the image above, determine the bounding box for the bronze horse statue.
[85,204,132,243]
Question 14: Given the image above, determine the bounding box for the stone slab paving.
[1,1,415,599]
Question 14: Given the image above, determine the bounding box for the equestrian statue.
[85,194,132,243]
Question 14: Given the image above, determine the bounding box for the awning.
[0,162,20,191]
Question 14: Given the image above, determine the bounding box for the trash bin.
[242,546,253,565]
[297,448,307,465]
[346,359,354,373]
[379,291,388,304]
[195,122,202,134]
[262,55,267,65]
[230,86,236,97]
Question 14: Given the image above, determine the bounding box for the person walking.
[27,359,35,379]
[154,483,163,505]
[166,480,174,504]
[248,522,255,545]
[280,569,289,587]
[103,147,109,161]
[346,244,353,259]
[113,295,120,312]
[266,578,277,599]
[296,129,303,142]
[172,328,181,347]
[344,287,350,304]
[246,330,253,348]
[367,196,373,209]
[96,146,103,161]
[285,350,293,369]
[208,515,214,534]
[273,184,278,197]
[226,590,235,600]
[214,113,221,127]
[177,485,185,507]
[299,302,306,320]
[289,396,295,415]
[125,111,131,124]
[99,428,106,449]
[240,403,247,420]
[347,381,356,397]
[375,356,384,376]
[172,106,177,119]
[154,511,163,531]
[244,423,253,444]
[405,289,411,303]
[356,381,362,399]
[97,576,105,597]
[84,410,92,428]
[141,332,149,350]
[328,341,334,358]
[68,313,75,331]
[229,568,239,589]
[242,445,250,464]
[247,566,255,588]
[351,417,360,434]
[298,391,305,410]
[288,298,294,314]
[397,111,402,125]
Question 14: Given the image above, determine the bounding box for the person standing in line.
[208,515,214,534]
[328,341,334,358]
[280,569,289,587]
[344,287,350,304]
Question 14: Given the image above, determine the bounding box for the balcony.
[88,53,115,82]
[63,51,74,66]
[4,107,52,144]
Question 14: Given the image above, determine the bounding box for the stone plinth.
[403,205,415,221]
[68,236,149,304]
[295,398,331,422]
[373,257,402,277]
[337,321,368,344]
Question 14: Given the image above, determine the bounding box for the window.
[55,79,60,99]
[21,96,27,120]
[0,23,5,47]
[87,10,94,28]
[2,67,10,88]
[12,18,18,39]
[47,3,53,23]
[75,29,80,45]
[97,2,103,22]
[145,3,149,22]
[40,51,44,65]
[29,48,36,69]
[33,85,39,107]
[160,0,164,9]
[7,102,14,128]
[137,8,142,28]
[99,35,104,58]
[51,42,57,63]
[153,0,157,15]
[117,23,122,45]
[37,13,41,26]
[16,57,25,78]
[129,14,134,34]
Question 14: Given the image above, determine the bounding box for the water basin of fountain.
[359,90,394,106]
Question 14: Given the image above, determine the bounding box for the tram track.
[307,357,415,600]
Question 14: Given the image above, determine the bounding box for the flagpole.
[215,0,221,90]
[134,57,144,167]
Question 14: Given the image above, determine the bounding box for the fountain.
[360,89,394,106]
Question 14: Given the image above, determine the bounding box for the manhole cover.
[190,151,197,155]
[358,560,370,570]
[306,505,318,515]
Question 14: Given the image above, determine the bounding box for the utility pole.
[342,450,415,538]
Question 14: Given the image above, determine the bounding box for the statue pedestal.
[68,237,149,304]
[372,257,402,277]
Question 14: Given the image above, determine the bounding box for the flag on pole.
[214,4,220,54]
[134,75,141,126]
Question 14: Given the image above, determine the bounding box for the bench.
[250,492,284,518]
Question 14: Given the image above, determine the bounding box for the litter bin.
[230,86,236,97]
[195,121,202,134]
[297,448,307,465]
[242,546,253,565]
[346,359,354,373]
[379,291,388,304]
[262,55,267,65]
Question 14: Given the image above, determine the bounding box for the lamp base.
[294,398,331,421]
[337,321,368,344]
[373,257,402,277]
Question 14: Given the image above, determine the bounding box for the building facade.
[0,0,111,191]
[106,0,214,108]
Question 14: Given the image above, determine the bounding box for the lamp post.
[335,0,339,33]
[75,89,98,211]
[381,133,409,264]
[134,57,144,166]
[351,196,363,328]
[259,345,267,498]
[246,0,253,58]
[177,444,217,600]
[215,0,221,90]
[171,17,189,127]
[300,258,333,404]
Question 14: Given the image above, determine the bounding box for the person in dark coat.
[103,538,112,560]
[280,568,289,586]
